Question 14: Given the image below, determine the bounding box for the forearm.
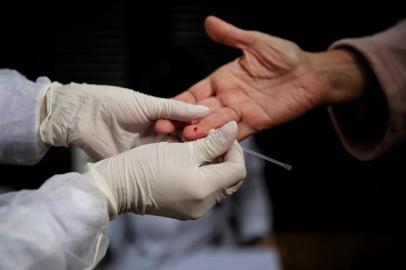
[0,172,110,269]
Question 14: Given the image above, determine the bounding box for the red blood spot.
[193,127,198,132]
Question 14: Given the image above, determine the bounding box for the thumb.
[147,95,209,121]
[199,141,246,195]
[192,121,238,162]
[204,16,256,49]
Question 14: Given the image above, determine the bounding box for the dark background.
[1,1,404,269]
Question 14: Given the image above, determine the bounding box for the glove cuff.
[39,82,74,147]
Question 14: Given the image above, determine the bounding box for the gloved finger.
[147,96,209,122]
[183,107,240,140]
[199,141,246,192]
[192,120,238,163]
[204,16,257,49]
[153,92,196,134]
[154,96,222,135]
[154,79,213,134]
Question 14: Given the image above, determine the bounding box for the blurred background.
[1,1,404,270]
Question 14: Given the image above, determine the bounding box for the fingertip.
[203,16,252,49]
[204,16,224,41]
[183,125,208,140]
[204,15,220,27]
[205,15,217,21]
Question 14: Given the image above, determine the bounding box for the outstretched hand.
[155,16,366,141]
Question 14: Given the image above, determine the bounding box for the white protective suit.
[0,69,111,269]
[0,69,246,270]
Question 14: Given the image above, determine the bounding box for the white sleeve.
[0,69,51,165]
[0,172,110,270]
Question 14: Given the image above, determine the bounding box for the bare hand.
[155,16,366,140]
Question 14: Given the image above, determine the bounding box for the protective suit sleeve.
[0,69,51,165]
[0,172,110,270]
[328,20,406,160]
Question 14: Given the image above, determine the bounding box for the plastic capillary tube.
[241,146,292,171]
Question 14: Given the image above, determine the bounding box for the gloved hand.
[39,82,208,159]
[84,121,246,220]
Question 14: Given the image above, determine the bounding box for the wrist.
[307,48,369,105]
[39,82,73,147]
[84,162,119,219]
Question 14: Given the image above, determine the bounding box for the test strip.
[242,147,292,171]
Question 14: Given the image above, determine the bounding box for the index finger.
[155,78,214,134]
[182,107,240,140]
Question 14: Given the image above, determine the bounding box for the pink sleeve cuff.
[328,20,406,160]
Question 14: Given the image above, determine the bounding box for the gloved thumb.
[193,121,238,162]
[204,16,255,49]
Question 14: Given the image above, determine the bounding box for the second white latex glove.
[39,82,208,159]
[84,121,246,220]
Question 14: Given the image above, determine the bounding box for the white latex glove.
[39,82,209,159]
[84,121,246,220]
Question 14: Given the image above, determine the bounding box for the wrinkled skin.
[155,16,327,140]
